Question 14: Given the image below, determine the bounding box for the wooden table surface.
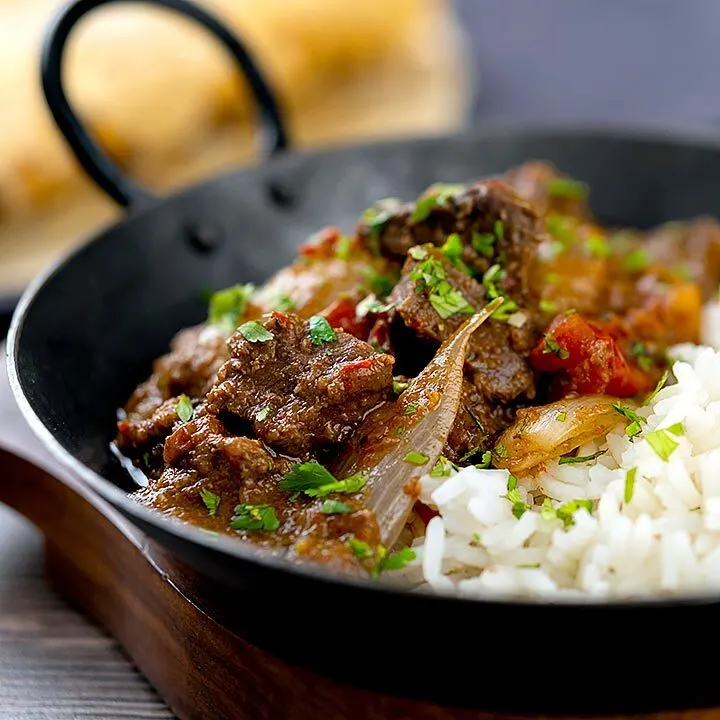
[0,348,175,719]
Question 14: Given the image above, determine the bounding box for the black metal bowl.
[9,0,720,714]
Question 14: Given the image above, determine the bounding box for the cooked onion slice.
[493,395,629,476]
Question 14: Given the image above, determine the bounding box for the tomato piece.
[531,313,649,398]
[320,296,374,340]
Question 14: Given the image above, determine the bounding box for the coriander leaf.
[471,231,495,257]
[494,220,505,240]
[440,233,471,274]
[362,197,402,239]
[539,299,558,313]
[229,504,279,531]
[645,428,679,462]
[542,333,570,359]
[624,467,637,504]
[558,449,607,465]
[507,474,518,491]
[347,536,374,560]
[556,411,567,422]
[208,283,256,332]
[476,450,492,469]
[379,546,416,572]
[272,294,296,312]
[392,379,409,394]
[334,235,352,259]
[308,315,337,345]
[494,442,508,459]
[238,320,274,343]
[304,472,368,498]
[547,177,588,200]
[255,406,271,422]
[665,422,685,436]
[404,451,430,466]
[612,403,646,439]
[410,194,439,223]
[645,370,669,404]
[631,341,653,371]
[320,499,354,514]
[556,499,593,529]
[512,501,529,519]
[586,233,611,258]
[429,288,475,319]
[175,394,194,423]
[280,462,336,492]
[404,404,418,416]
[458,447,487,464]
[624,248,649,272]
[541,498,557,521]
[369,273,394,298]
[430,456,456,477]
[199,489,220,517]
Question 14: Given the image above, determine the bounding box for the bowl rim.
[10,119,720,610]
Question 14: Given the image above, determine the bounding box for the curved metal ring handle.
[41,0,289,210]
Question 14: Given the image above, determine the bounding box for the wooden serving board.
[0,446,717,720]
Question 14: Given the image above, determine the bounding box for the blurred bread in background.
[0,0,470,293]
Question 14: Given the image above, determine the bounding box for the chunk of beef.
[135,414,379,569]
[205,312,395,458]
[501,161,593,223]
[356,181,545,307]
[125,324,229,421]
[641,218,720,302]
[445,380,518,463]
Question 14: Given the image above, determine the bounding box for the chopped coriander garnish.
[624,248,649,272]
[471,231,495,257]
[507,474,518,491]
[334,234,352,259]
[409,246,428,260]
[272,294,296,312]
[612,403,646,438]
[645,369,670,404]
[369,273,395,298]
[511,502,529,519]
[586,233,611,258]
[458,447,488,465]
[429,288,475,319]
[558,449,607,465]
[255,406,271,422]
[539,298,558,313]
[547,177,588,200]
[308,315,337,345]
[505,486,529,519]
[320,499,354,515]
[238,320,274,343]
[409,184,464,223]
[175,394,194,423]
[556,499,593,529]
[624,467,637,504]
[362,197,402,240]
[229,503,280,531]
[481,264,518,321]
[665,421,685,436]
[404,451,430,466]
[542,333,570,359]
[280,462,367,497]
[347,537,374,560]
[347,537,416,578]
[199,489,220,516]
[540,498,557,521]
[475,450,493,469]
[410,194,439,223]
[494,442,508,459]
[208,283,256,332]
[440,233,471,274]
[645,427,680,462]
[494,220,505,240]
[430,456,456,478]
[556,411,567,422]
[379,546,416,573]
[631,341,653,371]
[404,403,418,416]
[393,379,409,394]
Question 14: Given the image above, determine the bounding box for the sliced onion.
[493,395,628,476]
[333,297,504,548]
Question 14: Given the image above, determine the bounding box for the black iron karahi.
[8,0,720,714]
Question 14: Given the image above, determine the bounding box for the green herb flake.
[631,341,653,371]
[540,498,557,521]
[229,504,280,531]
[430,456,457,477]
[272,294,297,312]
[362,197,402,242]
[369,273,395,298]
[175,394,194,423]
[320,499,355,515]
[512,501,529,519]
[494,442,508,460]
[393,379,410,394]
[539,298,558,313]
[586,233,611,258]
[408,246,428,260]
[542,333,570,360]
[556,411,567,422]
[624,467,637,504]
[458,447,487,465]
[623,248,649,273]
[255,406,271,422]
[494,220,505,240]
[476,450,493,469]
[334,234,352,259]
[303,472,369,498]
[547,177,589,200]
[280,462,368,498]
[404,403,418,416]
[404,451,430,466]
[308,315,337,345]
[410,194,439,223]
[507,474,518,491]
[558,449,607,465]
[645,370,670,405]
[645,428,679,462]
[665,422,685,436]
[347,537,416,577]
[380,546,416,573]
[612,403,647,440]
[440,233,472,274]
[237,320,274,343]
[208,283,256,332]
[199,489,220,517]
[429,288,475,319]
[556,499,593,529]
[471,231,495,257]
[347,537,374,560]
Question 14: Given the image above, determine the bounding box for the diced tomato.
[531,312,649,398]
[320,296,373,340]
[367,317,391,353]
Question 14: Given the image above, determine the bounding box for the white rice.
[404,301,720,600]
